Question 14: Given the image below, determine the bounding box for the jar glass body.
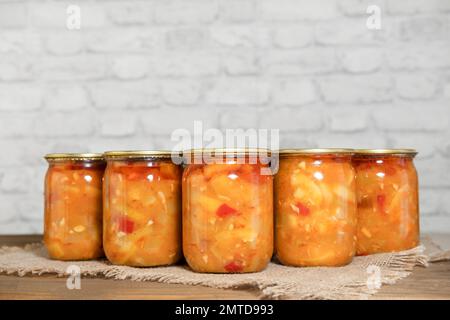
[182,155,273,273]
[103,158,182,266]
[275,154,357,266]
[44,160,105,260]
[354,155,419,255]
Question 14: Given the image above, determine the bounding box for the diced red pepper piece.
[216,204,238,218]
[224,261,243,272]
[118,217,135,234]
[295,202,310,216]
[377,194,386,214]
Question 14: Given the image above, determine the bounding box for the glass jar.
[44,153,105,260]
[353,149,419,255]
[182,149,273,273]
[103,151,182,266]
[275,149,357,267]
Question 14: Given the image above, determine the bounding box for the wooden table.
[1,235,450,300]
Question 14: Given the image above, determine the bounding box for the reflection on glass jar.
[44,153,105,260]
[275,149,357,267]
[354,149,419,255]
[182,149,273,273]
[103,151,182,267]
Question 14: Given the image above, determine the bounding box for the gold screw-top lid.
[103,150,174,160]
[278,148,354,156]
[353,149,418,157]
[44,153,104,162]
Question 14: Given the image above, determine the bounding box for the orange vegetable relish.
[275,149,357,267]
[103,151,182,266]
[182,149,273,273]
[354,149,419,255]
[44,153,105,260]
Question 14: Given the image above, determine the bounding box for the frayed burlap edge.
[0,241,447,300]
[257,245,429,300]
[285,245,429,300]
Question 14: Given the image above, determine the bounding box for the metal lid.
[278,148,354,156]
[44,153,104,162]
[353,149,418,157]
[103,150,173,160]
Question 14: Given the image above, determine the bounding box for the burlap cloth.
[1,236,449,300]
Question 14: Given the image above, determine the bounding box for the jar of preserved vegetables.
[44,153,105,260]
[275,149,357,267]
[182,149,273,273]
[103,151,182,267]
[354,149,419,255]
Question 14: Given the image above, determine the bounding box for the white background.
[0,0,449,234]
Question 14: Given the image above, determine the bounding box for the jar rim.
[353,149,418,157]
[45,153,104,162]
[278,148,354,156]
[103,150,174,160]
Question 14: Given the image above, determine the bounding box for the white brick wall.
[0,0,449,234]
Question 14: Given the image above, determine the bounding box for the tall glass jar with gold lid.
[275,149,357,267]
[103,151,182,267]
[44,153,105,260]
[353,149,419,255]
[182,149,274,273]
